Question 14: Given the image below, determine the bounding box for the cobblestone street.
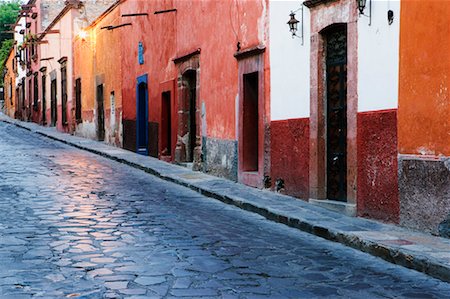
[0,122,449,298]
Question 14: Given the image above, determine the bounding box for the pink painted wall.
[40,8,77,133]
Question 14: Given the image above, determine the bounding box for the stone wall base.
[399,155,450,235]
[202,137,238,182]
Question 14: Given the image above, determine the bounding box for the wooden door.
[50,79,57,127]
[96,84,105,141]
[326,26,347,201]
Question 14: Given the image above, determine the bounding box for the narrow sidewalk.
[2,113,450,283]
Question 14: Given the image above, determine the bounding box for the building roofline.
[83,0,123,31]
[2,46,15,69]
[38,1,82,41]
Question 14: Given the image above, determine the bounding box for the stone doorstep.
[309,199,356,217]
[1,114,450,283]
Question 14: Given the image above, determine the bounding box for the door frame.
[173,52,201,170]
[324,25,348,201]
[96,83,105,141]
[235,47,267,189]
[159,79,176,161]
[50,78,57,127]
[136,74,149,156]
[307,0,358,204]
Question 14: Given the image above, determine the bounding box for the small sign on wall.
[110,91,115,129]
[138,42,144,65]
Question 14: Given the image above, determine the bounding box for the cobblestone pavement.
[0,122,450,299]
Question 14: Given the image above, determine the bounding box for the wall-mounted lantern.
[287,6,304,45]
[387,10,394,25]
[78,29,87,41]
[357,0,367,14]
[287,12,299,36]
[357,0,372,26]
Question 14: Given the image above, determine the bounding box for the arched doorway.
[177,69,198,165]
[136,75,148,155]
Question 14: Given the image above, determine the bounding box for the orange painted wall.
[73,4,123,146]
[398,0,450,156]
[3,50,16,118]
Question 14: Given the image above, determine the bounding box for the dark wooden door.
[50,79,57,126]
[42,75,46,125]
[97,84,105,141]
[326,26,347,201]
[161,91,172,157]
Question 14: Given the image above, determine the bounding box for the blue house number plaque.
[138,42,144,65]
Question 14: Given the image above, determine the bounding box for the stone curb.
[2,117,450,283]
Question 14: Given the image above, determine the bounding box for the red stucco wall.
[357,109,399,223]
[270,118,309,199]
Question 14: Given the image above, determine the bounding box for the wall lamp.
[287,6,304,45]
[78,29,87,41]
[357,0,372,26]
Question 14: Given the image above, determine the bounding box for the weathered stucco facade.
[73,2,123,147]
[269,0,400,221]
[117,0,270,184]
[39,0,116,133]
[2,50,16,118]
[398,0,450,235]
[2,0,448,236]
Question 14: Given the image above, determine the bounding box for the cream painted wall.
[14,17,26,88]
[269,0,310,121]
[357,0,400,112]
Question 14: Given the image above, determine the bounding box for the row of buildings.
[1,0,449,236]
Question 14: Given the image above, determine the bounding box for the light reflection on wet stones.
[0,122,450,298]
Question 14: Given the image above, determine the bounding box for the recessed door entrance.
[325,25,347,201]
[179,70,197,163]
[96,84,105,141]
[242,72,259,172]
[136,75,149,155]
[42,74,46,125]
[50,78,57,127]
[161,91,172,157]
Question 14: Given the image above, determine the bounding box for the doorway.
[242,72,259,172]
[42,74,46,125]
[180,70,197,163]
[96,84,105,141]
[50,78,57,126]
[136,75,148,155]
[161,91,172,157]
[325,25,347,201]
